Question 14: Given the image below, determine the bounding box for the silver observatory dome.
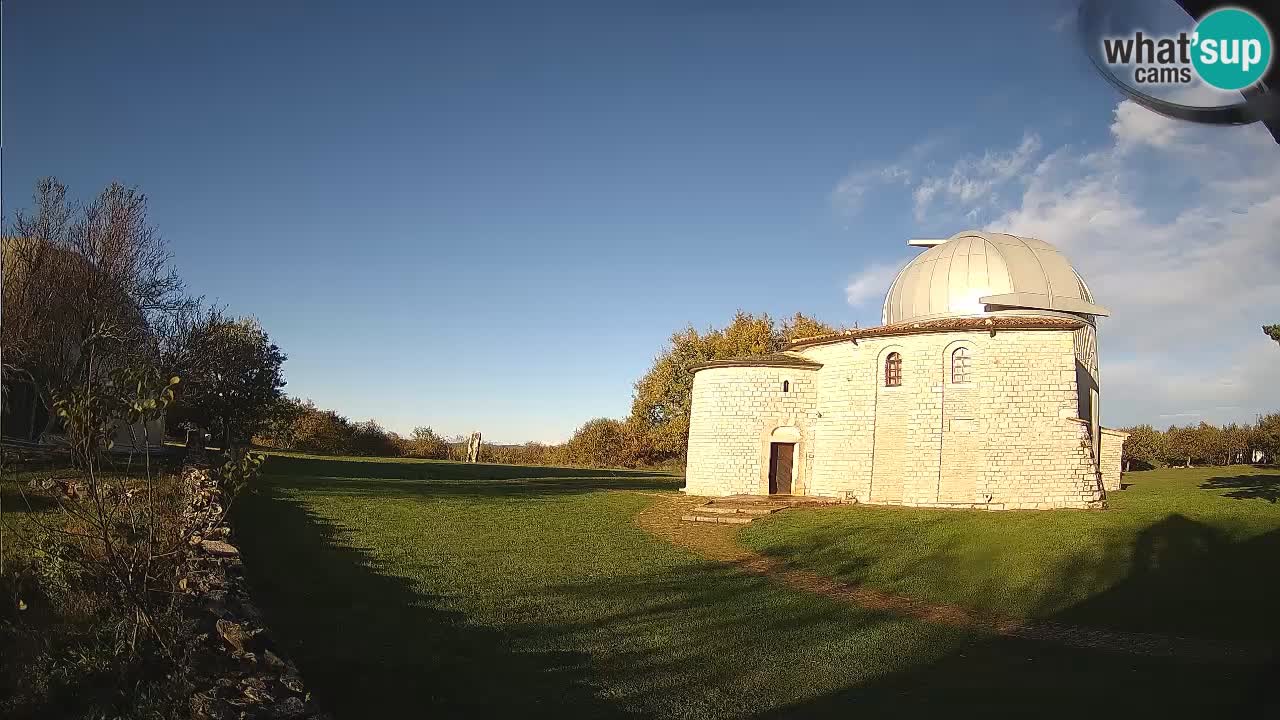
[881,231,1110,325]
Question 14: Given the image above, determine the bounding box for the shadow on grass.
[236,468,1280,718]
[264,454,676,480]
[761,514,1280,717]
[260,455,683,499]
[1201,472,1280,503]
[234,485,640,718]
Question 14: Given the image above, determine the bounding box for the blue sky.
[6,1,1279,442]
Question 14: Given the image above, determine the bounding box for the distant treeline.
[1119,414,1280,471]
[255,311,836,469]
[252,398,667,469]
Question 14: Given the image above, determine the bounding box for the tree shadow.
[765,514,1280,717]
[236,464,1280,718]
[234,486,641,718]
[264,454,677,482]
[1200,473,1280,503]
[259,455,683,501]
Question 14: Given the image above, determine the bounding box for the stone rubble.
[179,464,330,720]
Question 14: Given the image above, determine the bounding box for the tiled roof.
[786,315,1086,350]
[690,352,824,372]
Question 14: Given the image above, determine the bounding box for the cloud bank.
[836,100,1280,427]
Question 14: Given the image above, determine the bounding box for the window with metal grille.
[951,347,971,383]
[885,352,902,387]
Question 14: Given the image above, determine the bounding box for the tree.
[628,311,834,464]
[4,178,185,439]
[167,314,287,449]
[347,419,398,457]
[563,417,632,468]
[289,401,351,454]
[1120,424,1163,471]
[1163,425,1197,468]
[403,426,451,459]
[1265,324,1280,346]
[1256,413,1280,464]
[1221,422,1251,465]
[781,312,838,343]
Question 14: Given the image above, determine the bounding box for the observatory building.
[683,231,1126,510]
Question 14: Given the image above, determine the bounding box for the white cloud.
[834,99,1280,427]
[913,132,1041,221]
[845,262,904,307]
[830,138,940,216]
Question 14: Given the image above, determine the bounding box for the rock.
[201,539,240,558]
[271,696,308,718]
[216,619,247,653]
[263,649,287,670]
[280,674,305,695]
[240,677,274,704]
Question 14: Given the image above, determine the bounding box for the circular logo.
[1191,8,1272,91]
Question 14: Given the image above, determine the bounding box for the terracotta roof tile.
[786,315,1086,350]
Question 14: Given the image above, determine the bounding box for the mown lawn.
[742,466,1280,641]
[234,456,1277,718]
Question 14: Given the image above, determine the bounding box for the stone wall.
[1099,427,1129,492]
[685,366,818,496]
[685,328,1106,510]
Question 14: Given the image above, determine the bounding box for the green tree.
[1120,424,1163,471]
[1264,324,1280,346]
[1255,413,1280,464]
[168,314,287,449]
[628,311,833,464]
[1221,422,1251,465]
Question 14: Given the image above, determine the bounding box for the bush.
[400,426,452,459]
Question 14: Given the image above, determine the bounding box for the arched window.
[782,380,790,393]
[884,352,902,387]
[951,347,971,383]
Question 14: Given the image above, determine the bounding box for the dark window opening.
[951,347,971,383]
[885,352,902,387]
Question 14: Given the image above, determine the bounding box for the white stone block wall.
[684,328,1106,510]
[685,366,818,496]
[1099,427,1128,492]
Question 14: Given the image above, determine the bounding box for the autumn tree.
[1220,422,1252,465]
[563,417,632,468]
[4,178,185,439]
[628,311,834,464]
[1256,413,1280,463]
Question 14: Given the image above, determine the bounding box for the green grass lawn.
[742,466,1280,641]
[234,456,1278,718]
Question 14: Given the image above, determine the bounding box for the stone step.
[697,505,780,516]
[680,513,755,525]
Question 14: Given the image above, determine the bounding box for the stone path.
[680,495,842,524]
[633,492,1270,664]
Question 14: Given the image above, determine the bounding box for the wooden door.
[768,443,795,495]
